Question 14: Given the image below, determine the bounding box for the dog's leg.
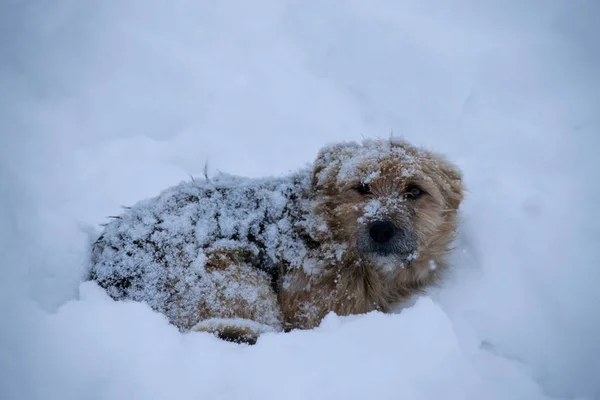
[278,267,334,331]
[189,247,282,344]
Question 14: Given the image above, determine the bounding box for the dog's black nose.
[369,220,397,244]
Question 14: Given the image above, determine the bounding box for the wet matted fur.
[90,138,463,343]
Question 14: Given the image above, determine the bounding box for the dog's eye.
[354,182,372,195]
[404,185,424,200]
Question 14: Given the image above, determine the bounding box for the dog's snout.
[369,220,397,244]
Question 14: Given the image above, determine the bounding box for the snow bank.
[28,282,549,400]
[1,1,598,400]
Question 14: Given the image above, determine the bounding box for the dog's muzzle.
[359,219,418,260]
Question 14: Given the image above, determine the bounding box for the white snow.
[1,1,599,400]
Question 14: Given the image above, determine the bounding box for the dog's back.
[90,170,312,331]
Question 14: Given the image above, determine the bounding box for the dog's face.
[312,139,463,272]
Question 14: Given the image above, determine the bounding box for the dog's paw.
[191,318,280,345]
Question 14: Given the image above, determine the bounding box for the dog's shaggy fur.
[90,139,463,343]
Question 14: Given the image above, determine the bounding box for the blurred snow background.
[1,1,599,399]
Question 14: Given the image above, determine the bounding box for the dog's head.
[312,139,463,272]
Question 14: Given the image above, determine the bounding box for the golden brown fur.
[278,140,463,330]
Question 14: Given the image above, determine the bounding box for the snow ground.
[1,1,599,399]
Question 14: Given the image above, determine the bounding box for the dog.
[90,138,463,343]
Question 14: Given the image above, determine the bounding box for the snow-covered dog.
[90,139,463,343]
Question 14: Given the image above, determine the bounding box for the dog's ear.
[312,142,359,194]
[436,158,464,210]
